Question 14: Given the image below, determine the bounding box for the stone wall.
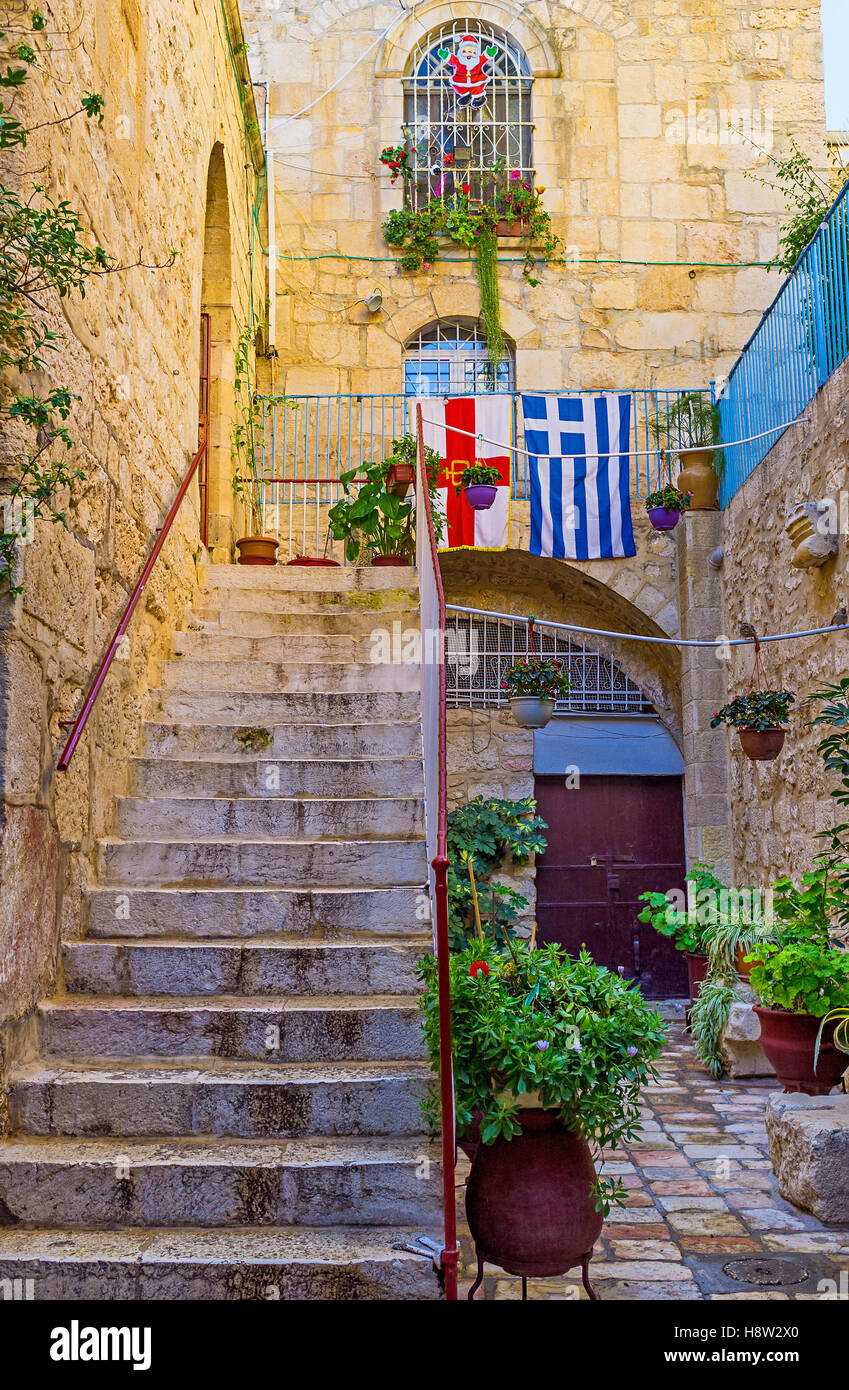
[720,354,849,887]
[0,0,263,1033]
[241,0,826,397]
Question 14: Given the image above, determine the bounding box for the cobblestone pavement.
[457,1025,849,1300]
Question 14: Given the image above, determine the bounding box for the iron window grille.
[403,20,533,211]
[446,612,654,714]
[404,319,515,395]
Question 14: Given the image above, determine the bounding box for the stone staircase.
[0,565,443,1299]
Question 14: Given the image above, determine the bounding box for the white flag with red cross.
[417,395,511,551]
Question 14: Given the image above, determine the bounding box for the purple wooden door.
[533,774,688,999]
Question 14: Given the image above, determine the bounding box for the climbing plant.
[745,137,849,274]
[0,6,174,593]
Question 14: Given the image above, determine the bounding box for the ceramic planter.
[495,218,527,238]
[739,727,786,762]
[509,696,555,729]
[235,535,279,566]
[386,462,415,498]
[286,557,341,567]
[465,1110,602,1293]
[647,506,681,531]
[753,1007,848,1095]
[463,483,497,510]
[684,951,709,1005]
[370,554,409,567]
[676,447,718,510]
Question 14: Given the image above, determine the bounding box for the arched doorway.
[200,143,235,560]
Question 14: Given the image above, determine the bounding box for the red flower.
[462,182,471,195]
[469,960,490,979]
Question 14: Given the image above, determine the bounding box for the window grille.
[404,319,515,395]
[446,612,654,714]
[403,20,533,211]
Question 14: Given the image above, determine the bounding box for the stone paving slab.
[457,1024,849,1300]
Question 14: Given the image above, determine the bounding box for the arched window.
[403,20,533,211]
[404,319,515,395]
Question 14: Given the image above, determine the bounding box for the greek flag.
[521,394,636,560]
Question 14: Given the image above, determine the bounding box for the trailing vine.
[744,137,849,274]
[0,5,175,594]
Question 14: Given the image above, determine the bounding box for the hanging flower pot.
[457,462,501,512]
[739,727,786,761]
[502,631,571,731]
[464,484,497,511]
[235,535,279,566]
[644,485,691,532]
[509,696,556,729]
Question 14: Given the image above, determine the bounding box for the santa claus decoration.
[437,33,499,109]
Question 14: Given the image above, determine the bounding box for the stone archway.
[201,142,237,561]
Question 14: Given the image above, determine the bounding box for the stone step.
[38,995,426,1063]
[0,1226,441,1299]
[85,886,426,939]
[96,837,428,888]
[190,605,417,636]
[198,563,416,592]
[62,938,429,996]
[9,1059,433,1137]
[142,721,422,761]
[154,690,421,725]
[0,1136,441,1229]
[163,659,421,695]
[131,756,424,799]
[115,796,424,841]
[172,631,411,661]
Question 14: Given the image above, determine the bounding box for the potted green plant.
[457,462,501,511]
[327,435,443,564]
[501,654,571,729]
[637,862,726,1004]
[644,483,692,532]
[649,391,722,511]
[418,940,666,1295]
[710,688,796,761]
[231,323,280,565]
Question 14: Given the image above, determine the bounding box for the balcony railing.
[255,388,713,560]
[718,179,849,505]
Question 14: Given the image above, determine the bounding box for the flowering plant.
[710,689,795,731]
[645,484,691,514]
[502,654,571,701]
[457,462,500,494]
[417,940,666,1210]
[379,142,417,183]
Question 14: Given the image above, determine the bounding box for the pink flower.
[509,170,521,180]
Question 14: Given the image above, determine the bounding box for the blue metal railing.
[718,179,849,505]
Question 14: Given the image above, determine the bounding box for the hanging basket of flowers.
[457,462,501,511]
[711,689,796,761]
[502,619,571,729]
[644,483,691,532]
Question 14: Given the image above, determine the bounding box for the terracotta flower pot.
[676,447,718,510]
[465,1110,603,1281]
[509,696,555,729]
[684,951,709,1005]
[235,535,279,566]
[739,727,785,762]
[386,462,415,498]
[647,506,681,531]
[463,483,497,510]
[753,1007,848,1095]
[370,554,410,567]
[495,218,527,237]
[286,557,341,567]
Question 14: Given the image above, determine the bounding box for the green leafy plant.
[744,137,849,275]
[644,484,691,514]
[689,973,738,1080]
[637,862,733,955]
[327,433,443,561]
[417,939,667,1211]
[710,689,795,731]
[501,654,571,701]
[446,795,547,949]
[649,392,723,478]
[457,462,500,493]
[746,936,849,1016]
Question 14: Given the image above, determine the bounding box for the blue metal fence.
[718,180,849,505]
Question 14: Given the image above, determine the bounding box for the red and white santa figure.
[437,33,499,109]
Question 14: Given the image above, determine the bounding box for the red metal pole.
[57,435,209,772]
[415,404,459,1300]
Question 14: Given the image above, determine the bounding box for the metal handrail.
[57,433,209,771]
[415,402,458,1301]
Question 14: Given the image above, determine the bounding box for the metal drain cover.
[723,1257,809,1287]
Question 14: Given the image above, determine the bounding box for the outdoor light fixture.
[363,289,383,314]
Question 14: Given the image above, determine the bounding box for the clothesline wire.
[419,413,811,464]
[446,605,849,650]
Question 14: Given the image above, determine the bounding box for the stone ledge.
[721,999,775,1079]
[765,1092,849,1223]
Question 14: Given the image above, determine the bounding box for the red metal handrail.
[57,432,209,771]
[415,404,458,1301]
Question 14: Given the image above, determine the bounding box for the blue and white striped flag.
[521,394,636,560]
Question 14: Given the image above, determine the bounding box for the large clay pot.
[466,1111,603,1280]
[370,554,410,567]
[684,951,709,1005]
[235,535,279,566]
[739,727,785,762]
[676,447,718,510]
[509,696,555,729]
[753,1007,848,1095]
